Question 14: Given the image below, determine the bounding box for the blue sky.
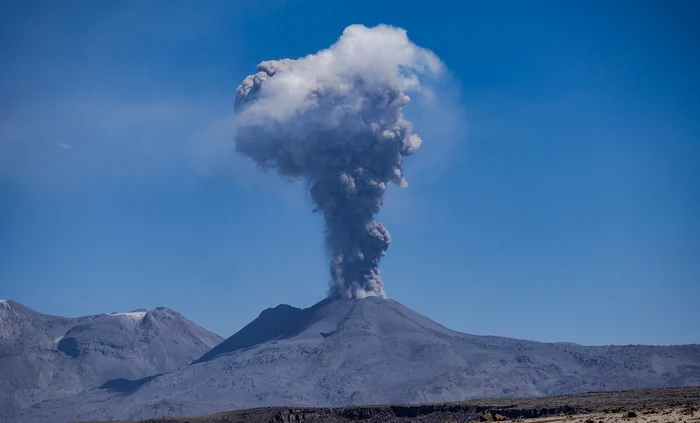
[1,0,698,345]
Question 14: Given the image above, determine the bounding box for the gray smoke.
[233,24,443,299]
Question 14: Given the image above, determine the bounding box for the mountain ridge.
[4,297,700,423]
[8,296,697,423]
[0,299,223,418]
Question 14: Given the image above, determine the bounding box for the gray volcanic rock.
[9,297,700,423]
[0,300,222,418]
[196,303,309,364]
[0,300,76,413]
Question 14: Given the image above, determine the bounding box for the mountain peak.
[195,296,443,364]
[0,302,224,418]
[263,303,300,313]
[195,301,307,364]
[0,299,67,322]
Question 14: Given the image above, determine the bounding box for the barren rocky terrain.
[84,386,700,423]
[8,298,700,423]
[0,300,222,419]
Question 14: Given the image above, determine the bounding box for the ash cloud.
[233,24,444,299]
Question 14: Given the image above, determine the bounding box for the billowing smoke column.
[234,24,443,299]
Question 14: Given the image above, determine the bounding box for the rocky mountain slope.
[9,297,700,423]
[0,299,222,418]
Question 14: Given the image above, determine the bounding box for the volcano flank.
[10,297,700,423]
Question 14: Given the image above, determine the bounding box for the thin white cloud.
[0,96,306,207]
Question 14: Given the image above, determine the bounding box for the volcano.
[8,297,700,423]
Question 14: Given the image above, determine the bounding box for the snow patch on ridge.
[106,311,147,321]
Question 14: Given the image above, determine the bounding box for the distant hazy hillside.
[0,299,222,417]
[9,297,700,423]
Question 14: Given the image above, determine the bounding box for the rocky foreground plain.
[84,386,700,423]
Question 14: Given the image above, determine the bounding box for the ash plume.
[233,24,443,299]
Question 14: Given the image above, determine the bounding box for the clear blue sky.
[1,0,698,346]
